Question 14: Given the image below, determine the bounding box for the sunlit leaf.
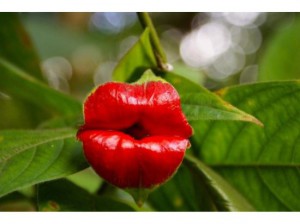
[0,129,88,198]
[162,71,205,94]
[113,28,157,82]
[191,81,300,211]
[164,72,262,125]
[259,18,300,81]
[37,179,135,211]
[172,62,205,85]
[67,168,102,194]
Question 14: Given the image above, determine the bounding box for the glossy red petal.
[77,130,189,188]
[83,81,192,138]
[141,81,192,138]
[83,83,140,130]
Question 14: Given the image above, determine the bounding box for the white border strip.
[0,0,300,12]
[2,212,300,224]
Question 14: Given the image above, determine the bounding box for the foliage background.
[0,12,299,211]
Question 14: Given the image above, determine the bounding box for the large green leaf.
[184,155,254,211]
[147,155,254,211]
[162,71,205,94]
[259,17,300,81]
[112,28,157,82]
[37,179,135,211]
[191,81,300,211]
[0,59,82,117]
[163,72,262,125]
[0,129,88,198]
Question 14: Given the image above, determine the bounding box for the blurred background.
[18,12,300,100]
[1,12,300,211]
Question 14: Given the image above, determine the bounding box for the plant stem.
[137,12,170,71]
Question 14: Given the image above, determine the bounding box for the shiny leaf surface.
[0,129,88,198]
[184,155,254,211]
[191,81,300,211]
[164,72,262,125]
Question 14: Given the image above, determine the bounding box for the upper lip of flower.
[79,81,193,140]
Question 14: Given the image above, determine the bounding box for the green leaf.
[164,72,262,125]
[37,179,135,211]
[37,114,83,129]
[147,155,254,211]
[162,71,205,94]
[259,18,300,81]
[0,58,82,117]
[0,129,88,198]
[113,28,157,82]
[0,98,37,129]
[147,164,202,211]
[172,62,205,85]
[181,93,262,125]
[184,154,255,211]
[0,13,43,80]
[67,168,102,194]
[191,81,300,211]
[134,69,166,84]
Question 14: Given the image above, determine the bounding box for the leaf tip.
[244,115,264,127]
[135,69,166,84]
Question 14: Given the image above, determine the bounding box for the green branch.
[137,12,171,71]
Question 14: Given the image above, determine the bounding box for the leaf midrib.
[182,103,236,111]
[0,130,76,163]
[182,105,252,121]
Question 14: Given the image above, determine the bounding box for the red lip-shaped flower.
[77,72,193,190]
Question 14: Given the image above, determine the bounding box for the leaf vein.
[256,168,293,210]
[0,131,75,163]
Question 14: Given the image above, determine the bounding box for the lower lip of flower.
[77,129,190,188]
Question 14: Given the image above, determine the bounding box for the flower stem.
[137,12,171,71]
